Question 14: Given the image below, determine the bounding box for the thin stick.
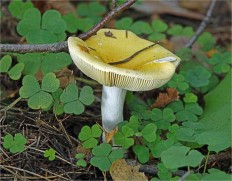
[0,0,136,53]
[185,0,216,48]
[0,165,52,181]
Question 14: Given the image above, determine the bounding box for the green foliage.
[195,71,231,152]
[60,84,95,115]
[157,163,172,180]
[77,2,106,23]
[19,73,60,109]
[133,144,150,163]
[182,66,212,88]
[197,32,216,51]
[75,153,87,167]
[17,52,72,75]
[0,55,24,80]
[44,148,56,161]
[168,100,203,122]
[3,133,27,153]
[161,145,204,169]
[208,52,232,74]
[52,88,64,115]
[17,8,66,44]
[141,123,157,142]
[201,169,231,180]
[114,125,134,149]
[148,19,168,41]
[167,73,189,93]
[78,124,102,149]
[150,108,176,130]
[167,24,194,37]
[0,55,12,73]
[90,143,124,171]
[8,0,33,19]
[183,93,198,103]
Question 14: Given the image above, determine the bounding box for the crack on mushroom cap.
[68,29,181,91]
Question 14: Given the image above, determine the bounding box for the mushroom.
[68,29,180,139]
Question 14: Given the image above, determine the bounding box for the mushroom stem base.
[101,86,127,133]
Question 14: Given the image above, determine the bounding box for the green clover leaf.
[183,93,198,103]
[41,73,60,93]
[8,0,33,19]
[62,13,79,33]
[90,143,124,171]
[3,133,27,154]
[52,88,64,115]
[78,124,102,149]
[76,159,87,167]
[8,63,25,80]
[148,19,168,41]
[183,66,211,88]
[161,145,204,169]
[79,86,95,105]
[19,73,59,110]
[44,148,56,161]
[60,84,94,115]
[19,75,41,98]
[0,55,12,73]
[133,145,150,163]
[167,73,189,93]
[114,125,134,149]
[197,32,216,51]
[28,91,53,109]
[130,21,153,35]
[17,8,66,44]
[141,123,157,142]
[77,2,106,23]
[115,17,133,30]
[150,108,176,130]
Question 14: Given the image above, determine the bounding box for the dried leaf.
[110,159,148,181]
[151,88,179,109]
[105,127,118,143]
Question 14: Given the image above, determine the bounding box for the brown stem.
[0,0,136,54]
[185,0,216,48]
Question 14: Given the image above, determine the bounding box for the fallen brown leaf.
[151,88,179,109]
[110,159,148,181]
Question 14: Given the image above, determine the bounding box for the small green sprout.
[75,153,87,167]
[44,148,56,161]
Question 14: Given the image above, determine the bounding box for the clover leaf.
[90,143,124,171]
[150,108,176,130]
[133,144,150,163]
[62,13,79,33]
[197,32,216,51]
[0,55,24,80]
[183,93,198,103]
[8,0,33,19]
[77,2,106,23]
[115,17,133,30]
[167,73,189,93]
[52,88,64,115]
[75,153,87,167]
[17,8,66,44]
[78,124,102,149]
[141,123,157,142]
[208,52,231,74]
[19,73,60,109]
[0,55,12,73]
[183,66,212,88]
[148,19,168,41]
[114,125,134,149]
[8,63,25,80]
[3,133,27,153]
[44,148,56,161]
[168,100,203,122]
[161,145,204,169]
[60,84,95,115]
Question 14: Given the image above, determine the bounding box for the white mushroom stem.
[101,85,127,133]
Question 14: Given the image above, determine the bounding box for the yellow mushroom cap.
[68,29,181,91]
